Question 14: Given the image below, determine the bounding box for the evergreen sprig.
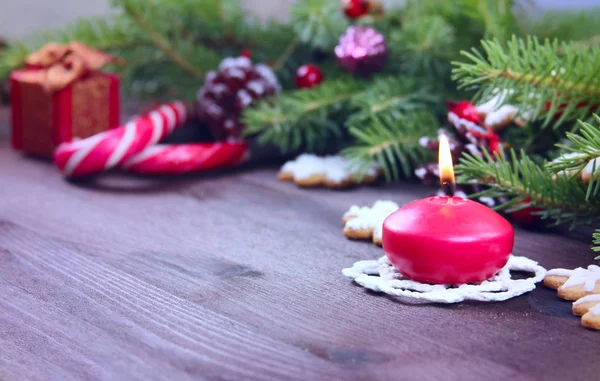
[290,0,349,50]
[546,115,600,200]
[343,112,439,180]
[243,77,365,152]
[457,0,520,42]
[243,75,440,156]
[389,15,456,77]
[347,76,441,126]
[453,36,600,128]
[457,149,600,227]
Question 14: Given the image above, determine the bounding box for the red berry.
[446,100,483,125]
[509,200,543,229]
[240,49,252,59]
[341,0,369,19]
[295,64,323,89]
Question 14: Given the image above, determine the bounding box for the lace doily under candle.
[343,255,546,303]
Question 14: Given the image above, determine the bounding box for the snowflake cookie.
[342,200,399,245]
[544,265,600,330]
[278,154,381,189]
[343,255,546,303]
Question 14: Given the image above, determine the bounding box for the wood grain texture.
[1,136,600,381]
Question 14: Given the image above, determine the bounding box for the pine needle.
[452,36,600,128]
[343,111,439,180]
[456,149,600,227]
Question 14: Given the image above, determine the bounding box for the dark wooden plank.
[1,137,599,381]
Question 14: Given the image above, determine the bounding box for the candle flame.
[439,134,455,196]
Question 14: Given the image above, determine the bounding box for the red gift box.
[9,42,122,159]
[10,70,120,159]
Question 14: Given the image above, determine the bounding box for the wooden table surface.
[1,134,599,381]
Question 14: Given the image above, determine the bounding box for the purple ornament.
[335,26,387,77]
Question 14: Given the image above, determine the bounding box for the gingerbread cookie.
[544,265,600,330]
[279,154,380,189]
[582,304,600,330]
[556,265,600,301]
[343,201,399,245]
[573,294,600,316]
[543,268,575,290]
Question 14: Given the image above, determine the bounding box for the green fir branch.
[456,149,600,227]
[244,75,441,155]
[343,112,439,181]
[243,77,365,152]
[272,38,301,72]
[460,0,520,41]
[347,76,441,126]
[290,0,349,50]
[546,115,600,200]
[453,36,600,128]
[389,15,456,77]
[117,0,205,79]
[402,0,519,46]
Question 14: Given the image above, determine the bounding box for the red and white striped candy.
[123,142,249,175]
[54,101,187,177]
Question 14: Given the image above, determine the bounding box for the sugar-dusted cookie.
[557,265,600,301]
[582,303,600,330]
[279,154,380,189]
[543,268,576,290]
[545,265,600,331]
[343,201,399,245]
[573,294,600,316]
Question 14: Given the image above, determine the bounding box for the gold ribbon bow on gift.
[21,41,124,93]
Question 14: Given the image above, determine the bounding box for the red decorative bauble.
[509,200,543,229]
[341,0,369,19]
[240,49,252,59]
[446,100,483,125]
[295,64,323,89]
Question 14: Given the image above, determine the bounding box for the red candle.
[382,135,514,284]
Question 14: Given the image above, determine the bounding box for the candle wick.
[442,180,455,198]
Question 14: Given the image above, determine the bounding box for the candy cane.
[123,142,249,175]
[54,101,187,177]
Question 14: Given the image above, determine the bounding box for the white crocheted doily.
[342,255,546,303]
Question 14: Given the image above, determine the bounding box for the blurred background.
[2,0,600,40]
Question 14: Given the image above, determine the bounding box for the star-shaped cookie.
[544,265,600,330]
[279,154,381,189]
[342,200,399,245]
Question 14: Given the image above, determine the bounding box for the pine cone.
[335,26,387,77]
[196,56,280,140]
[416,103,506,206]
